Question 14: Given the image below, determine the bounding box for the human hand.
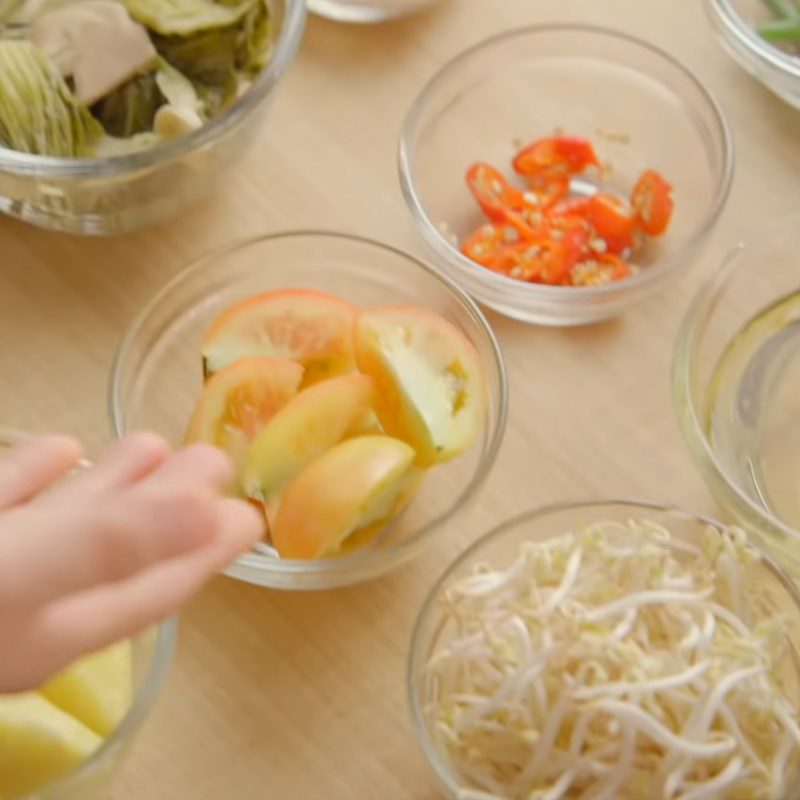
[0,433,262,693]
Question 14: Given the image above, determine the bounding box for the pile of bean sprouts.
[425,519,800,800]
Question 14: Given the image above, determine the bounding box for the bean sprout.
[425,520,800,799]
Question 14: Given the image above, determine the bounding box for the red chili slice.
[581,193,637,255]
[461,222,520,266]
[466,163,526,220]
[570,253,632,286]
[631,169,674,236]
[513,136,600,178]
[487,237,572,285]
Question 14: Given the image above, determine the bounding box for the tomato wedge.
[513,136,600,179]
[581,193,637,255]
[355,307,486,466]
[242,373,375,504]
[272,435,417,560]
[185,357,304,471]
[202,289,357,386]
[631,169,674,236]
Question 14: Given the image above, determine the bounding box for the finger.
[0,488,231,607]
[35,499,261,664]
[0,435,82,510]
[68,432,169,494]
[142,443,232,491]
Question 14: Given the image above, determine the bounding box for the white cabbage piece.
[0,41,102,156]
[123,0,256,36]
[29,0,157,105]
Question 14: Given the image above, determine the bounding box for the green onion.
[760,0,799,18]
[759,16,800,41]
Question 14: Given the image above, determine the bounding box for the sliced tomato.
[241,373,375,504]
[185,357,304,471]
[355,307,486,466]
[513,136,600,179]
[272,436,416,560]
[461,222,520,267]
[631,169,674,236]
[581,193,637,255]
[201,289,357,387]
[487,237,573,286]
[570,253,632,286]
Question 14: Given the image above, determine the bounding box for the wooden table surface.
[1,0,799,797]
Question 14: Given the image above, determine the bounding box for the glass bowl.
[673,216,800,582]
[109,231,508,590]
[399,24,734,326]
[0,0,306,236]
[0,429,176,800]
[705,0,800,109]
[408,499,800,799]
[308,0,443,23]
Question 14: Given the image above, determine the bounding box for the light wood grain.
[1,0,799,797]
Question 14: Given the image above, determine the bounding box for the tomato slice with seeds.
[461,222,519,266]
[581,193,637,255]
[631,169,674,236]
[201,289,357,387]
[513,136,600,179]
[185,357,304,472]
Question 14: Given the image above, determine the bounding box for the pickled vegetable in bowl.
[0,0,273,156]
[185,288,488,560]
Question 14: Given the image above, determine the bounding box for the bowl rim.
[108,229,509,580]
[0,0,306,178]
[0,424,177,797]
[398,22,735,302]
[705,0,800,80]
[671,220,800,550]
[407,497,800,798]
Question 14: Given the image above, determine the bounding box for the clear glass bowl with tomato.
[109,232,508,590]
[399,24,734,326]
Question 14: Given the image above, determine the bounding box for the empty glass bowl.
[308,0,443,24]
[399,25,734,325]
[110,232,507,590]
[705,0,800,109]
[408,499,800,798]
[0,429,176,800]
[0,0,306,235]
[673,216,800,581]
